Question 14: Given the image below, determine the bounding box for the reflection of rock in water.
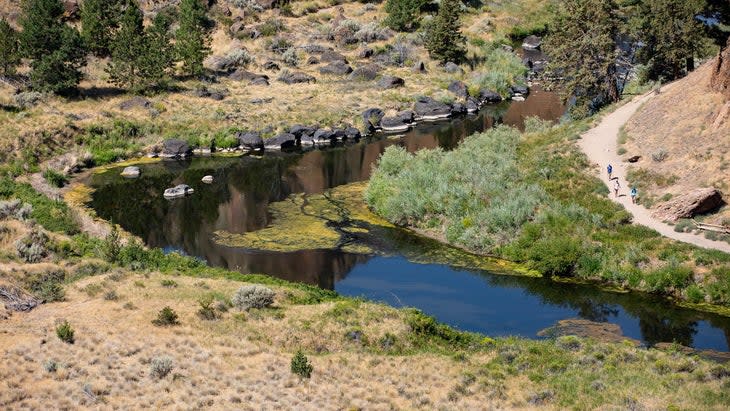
[205,248,371,289]
[538,318,640,345]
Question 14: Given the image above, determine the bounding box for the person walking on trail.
[607,164,613,180]
[614,180,620,198]
[630,187,637,204]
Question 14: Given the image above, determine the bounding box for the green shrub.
[26,269,66,302]
[15,226,49,263]
[56,321,75,344]
[150,356,174,379]
[152,306,180,326]
[526,236,583,277]
[644,265,693,294]
[685,285,705,304]
[101,225,121,263]
[42,169,68,188]
[290,350,313,378]
[160,279,178,288]
[232,285,275,310]
[197,294,219,320]
[0,179,78,234]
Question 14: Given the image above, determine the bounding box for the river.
[85,89,730,352]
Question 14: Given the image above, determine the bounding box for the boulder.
[413,61,427,73]
[120,166,141,178]
[377,75,404,89]
[319,61,353,75]
[263,61,280,71]
[627,155,641,163]
[236,131,264,150]
[300,134,316,146]
[478,89,503,104]
[320,50,348,64]
[522,35,542,51]
[161,139,192,158]
[447,80,469,99]
[164,184,194,199]
[302,44,330,54]
[414,96,452,120]
[202,175,214,184]
[344,127,362,140]
[307,56,319,65]
[256,0,278,9]
[381,111,415,132]
[443,62,463,74]
[229,69,269,82]
[362,108,385,132]
[652,188,726,222]
[265,133,297,150]
[278,71,316,84]
[466,97,480,113]
[250,77,270,86]
[359,48,374,59]
[510,85,530,96]
[229,20,246,36]
[313,129,336,144]
[451,102,466,115]
[118,97,152,111]
[349,64,381,81]
[289,124,317,138]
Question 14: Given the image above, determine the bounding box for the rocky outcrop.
[652,188,726,222]
[522,35,542,51]
[443,62,463,74]
[414,96,452,120]
[263,61,280,71]
[477,89,503,104]
[161,139,192,158]
[229,69,268,83]
[278,71,316,84]
[343,127,361,140]
[381,111,415,132]
[118,97,151,111]
[349,64,381,81]
[265,133,297,150]
[711,38,730,101]
[447,80,469,99]
[320,51,348,64]
[289,125,317,139]
[236,131,264,150]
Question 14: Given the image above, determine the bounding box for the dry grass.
[624,61,730,223]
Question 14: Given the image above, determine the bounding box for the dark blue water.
[336,257,730,351]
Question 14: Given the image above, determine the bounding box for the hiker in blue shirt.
[630,187,637,204]
[607,164,613,180]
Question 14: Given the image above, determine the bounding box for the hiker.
[614,180,620,198]
[630,187,637,204]
[607,164,613,180]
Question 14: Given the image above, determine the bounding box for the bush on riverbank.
[366,120,730,307]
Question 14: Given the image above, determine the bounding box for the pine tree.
[107,1,146,92]
[424,0,466,64]
[635,0,707,81]
[141,14,174,90]
[81,0,124,57]
[544,0,621,117]
[384,0,426,32]
[19,0,86,94]
[0,18,20,76]
[176,0,210,77]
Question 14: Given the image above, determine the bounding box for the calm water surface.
[87,91,730,352]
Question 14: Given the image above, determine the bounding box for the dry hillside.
[623,56,730,224]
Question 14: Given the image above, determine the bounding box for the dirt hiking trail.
[578,89,730,253]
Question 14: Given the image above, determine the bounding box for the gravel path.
[578,91,730,253]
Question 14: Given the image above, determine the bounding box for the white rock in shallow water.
[120,166,141,178]
[163,184,194,199]
[202,175,214,184]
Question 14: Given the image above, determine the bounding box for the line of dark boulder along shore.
[154,83,529,159]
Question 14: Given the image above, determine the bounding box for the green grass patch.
[0,178,79,234]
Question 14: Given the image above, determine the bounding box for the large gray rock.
[522,35,542,51]
[478,89,503,104]
[466,96,480,113]
[121,166,140,178]
[164,184,194,199]
[349,64,381,81]
[278,71,316,84]
[443,62,463,74]
[161,139,192,158]
[414,96,452,120]
[119,97,151,111]
[362,108,385,132]
[447,80,469,98]
[377,75,404,89]
[343,127,361,140]
[381,111,415,132]
[263,61,280,71]
[653,188,726,222]
[320,50,348,64]
[289,124,317,138]
[236,131,264,150]
[265,133,297,150]
[313,129,336,144]
[319,61,353,75]
[510,85,530,97]
[229,69,269,82]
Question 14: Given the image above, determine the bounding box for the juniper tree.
[176,0,210,77]
[424,0,466,64]
[107,1,147,92]
[0,18,20,76]
[384,0,426,32]
[141,14,174,90]
[544,0,621,117]
[19,0,86,94]
[80,0,124,57]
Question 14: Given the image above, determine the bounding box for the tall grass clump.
[470,47,528,96]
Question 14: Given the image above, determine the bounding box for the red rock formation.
[711,37,730,101]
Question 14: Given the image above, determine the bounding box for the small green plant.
[103,290,119,301]
[102,225,121,263]
[56,321,75,344]
[42,169,68,188]
[290,350,313,378]
[152,306,180,326]
[197,294,219,320]
[43,359,58,373]
[160,279,178,288]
